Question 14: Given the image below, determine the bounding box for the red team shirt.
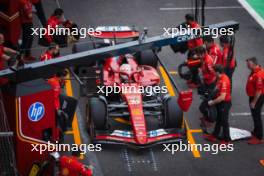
[47,76,61,110]
[201,54,217,85]
[246,66,264,97]
[20,0,33,24]
[59,156,92,176]
[221,46,236,69]
[207,43,222,65]
[45,16,62,43]
[40,51,53,61]
[187,21,204,50]
[216,73,231,102]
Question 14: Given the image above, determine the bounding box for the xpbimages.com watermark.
[31,141,102,154]
[163,25,234,39]
[31,26,102,39]
[97,83,168,96]
[163,141,234,155]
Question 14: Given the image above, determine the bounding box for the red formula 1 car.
[72,26,190,147]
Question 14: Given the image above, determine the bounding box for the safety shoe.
[247,136,264,145]
[203,134,217,142]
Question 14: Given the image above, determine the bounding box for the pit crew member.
[59,152,92,176]
[246,57,264,145]
[219,35,236,83]
[204,64,232,144]
[195,46,217,91]
[185,14,204,86]
[40,43,60,61]
[204,36,222,65]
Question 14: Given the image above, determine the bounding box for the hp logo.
[28,102,45,122]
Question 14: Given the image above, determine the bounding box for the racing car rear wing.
[90,26,140,39]
[0,21,239,84]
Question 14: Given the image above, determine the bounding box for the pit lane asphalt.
[40,0,264,175]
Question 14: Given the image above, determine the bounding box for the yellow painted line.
[185,119,201,158]
[169,71,178,75]
[65,73,84,160]
[64,130,74,135]
[159,66,175,96]
[159,66,201,158]
[114,117,131,125]
[189,129,203,133]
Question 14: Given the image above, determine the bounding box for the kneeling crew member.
[205,65,232,143]
[246,57,264,145]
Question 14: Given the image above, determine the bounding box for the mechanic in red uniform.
[204,64,232,144]
[195,46,217,90]
[246,57,264,145]
[20,0,35,60]
[40,43,60,61]
[185,14,204,86]
[40,8,64,46]
[59,154,92,176]
[219,35,236,84]
[31,0,47,26]
[204,36,222,65]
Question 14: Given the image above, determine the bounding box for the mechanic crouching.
[246,57,264,145]
[203,65,232,144]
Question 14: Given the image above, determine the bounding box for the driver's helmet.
[119,64,132,80]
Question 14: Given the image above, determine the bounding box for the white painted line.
[237,0,264,29]
[231,112,264,117]
[123,149,133,172]
[149,148,158,171]
[160,6,243,11]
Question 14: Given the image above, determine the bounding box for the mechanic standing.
[204,64,232,144]
[185,14,203,87]
[195,46,216,91]
[219,35,236,86]
[246,57,264,145]
[20,0,35,61]
[204,36,222,65]
[39,8,64,46]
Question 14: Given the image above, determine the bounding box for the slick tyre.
[162,96,183,128]
[87,97,107,130]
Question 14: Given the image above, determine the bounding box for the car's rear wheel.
[162,96,183,128]
[136,50,158,68]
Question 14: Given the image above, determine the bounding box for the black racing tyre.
[162,96,183,128]
[199,100,217,122]
[137,50,158,68]
[88,97,107,130]
[72,42,96,70]
[178,62,192,80]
